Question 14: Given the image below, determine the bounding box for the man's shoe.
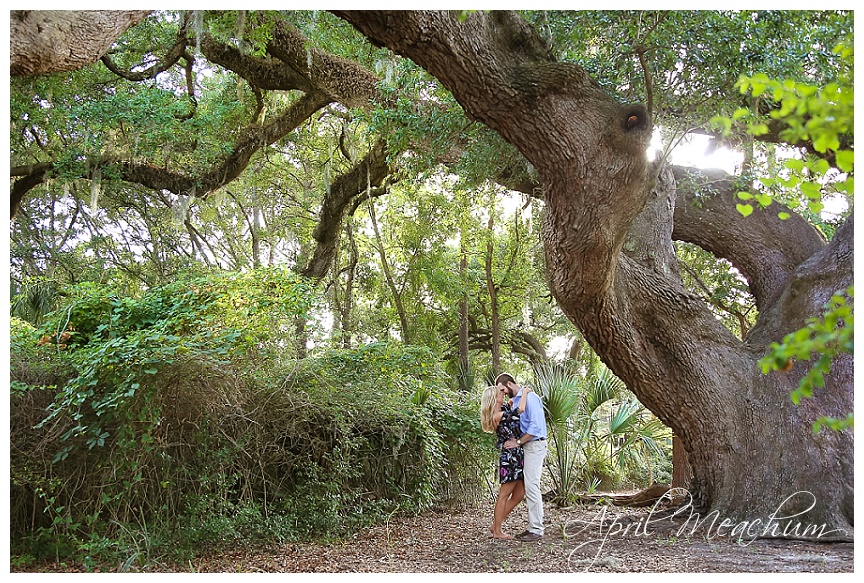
[518,531,543,542]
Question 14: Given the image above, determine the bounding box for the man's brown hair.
[494,372,516,387]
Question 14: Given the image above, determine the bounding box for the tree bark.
[336,10,853,540]
[340,222,359,349]
[10,10,152,77]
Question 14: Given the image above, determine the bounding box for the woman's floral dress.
[496,402,524,483]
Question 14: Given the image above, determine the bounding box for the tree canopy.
[9,9,854,543]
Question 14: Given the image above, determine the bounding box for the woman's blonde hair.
[480,385,500,433]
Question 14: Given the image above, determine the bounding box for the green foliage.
[533,364,582,502]
[759,287,854,432]
[278,342,492,510]
[713,42,853,220]
[34,269,314,451]
[542,10,850,142]
[10,278,491,566]
[10,316,71,398]
[675,242,756,339]
[532,362,672,502]
[11,276,61,326]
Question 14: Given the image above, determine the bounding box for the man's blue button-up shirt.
[511,389,547,441]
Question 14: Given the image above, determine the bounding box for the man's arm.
[503,433,534,449]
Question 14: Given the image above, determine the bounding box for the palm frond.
[583,365,625,414]
[608,399,642,435]
[534,363,582,426]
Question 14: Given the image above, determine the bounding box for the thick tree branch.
[747,212,853,355]
[10,10,152,76]
[11,164,52,219]
[10,91,329,223]
[199,33,315,92]
[671,165,826,312]
[100,39,190,81]
[301,139,391,280]
[267,20,381,109]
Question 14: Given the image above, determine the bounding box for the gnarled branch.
[671,166,826,312]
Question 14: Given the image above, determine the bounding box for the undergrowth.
[9,271,494,570]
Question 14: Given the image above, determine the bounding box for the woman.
[480,383,531,539]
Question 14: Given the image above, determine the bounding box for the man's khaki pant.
[522,439,548,535]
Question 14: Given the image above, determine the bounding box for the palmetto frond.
[534,363,582,425]
[583,364,626,415]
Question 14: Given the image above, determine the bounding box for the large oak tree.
[332,11,853,539]
[10,10,853,539]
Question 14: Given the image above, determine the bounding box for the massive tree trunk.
[336,10,853,540]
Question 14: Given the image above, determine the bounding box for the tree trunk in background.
[458,237,471,391]
[671,436,692,489]
[368,199,411,344]
[340,222,358,349]
[251,187,262,269]
[294,317,308,360]
[485,216,501,376]
[336,10,853,540]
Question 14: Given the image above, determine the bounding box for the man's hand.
[503,438,519,449]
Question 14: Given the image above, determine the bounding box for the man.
[495,372,548,542]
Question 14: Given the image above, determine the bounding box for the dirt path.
[186,503,853,573]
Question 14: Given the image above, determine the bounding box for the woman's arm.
[518,386,532,414]
[501,388,533,449]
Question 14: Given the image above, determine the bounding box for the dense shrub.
[9,273,493,567]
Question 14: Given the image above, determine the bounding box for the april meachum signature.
[565,489,847,571]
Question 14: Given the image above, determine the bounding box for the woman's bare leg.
[501,479,525,524]
[491,481,517,539]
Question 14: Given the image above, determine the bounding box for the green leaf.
[736,203,754,217]
[813,133,840,153]
[749,73,771,96]
[754,194,773,207]
[784,158,805,172]
[749,122,770,136]
[777,212,791,220]
[836,177,853,193]
[801,182,822,200]
[809,158,831,176]
[835,150,854,173]
[710,115,733,136]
